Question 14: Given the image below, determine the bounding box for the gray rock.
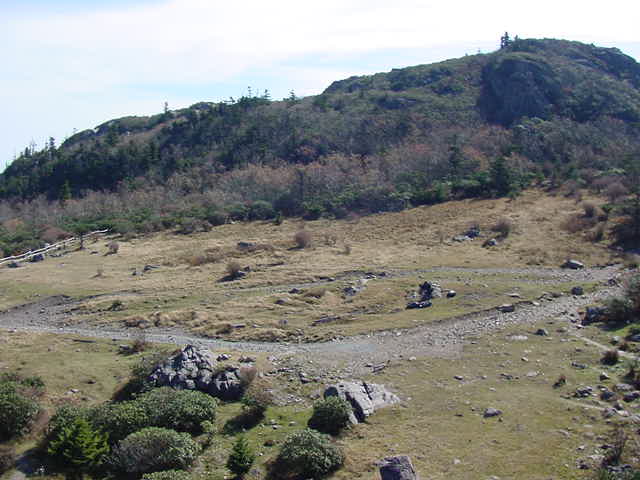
[611,336,621,345]
[147,344,244,400]
[583,306,606,325]
[571,286,584,296]
[217,354,231,361]
[379,455,419,480]
[615,383,635,393]
[7,261,20,268]
[30,253,45,262]
[498,304,515,313]
[623,392,640,403]
[343,279,369,297]
[324,381,399,424]
[484,408,502,418]
[446,290,457,298]
[535,328,549,336]
[575,386,593,398]
[237,241,256,249]
[628,334,640,343]
[562,259,585,270]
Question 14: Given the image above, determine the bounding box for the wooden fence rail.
[0,229,110,266]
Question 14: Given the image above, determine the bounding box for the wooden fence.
[0,229,110,266]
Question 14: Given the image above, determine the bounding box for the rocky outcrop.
[147,345,244,400]
[379,456,419,480]
[324,381,399,424]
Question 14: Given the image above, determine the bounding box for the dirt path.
[0,266,626,374]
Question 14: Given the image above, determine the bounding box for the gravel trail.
[1,266,625,369]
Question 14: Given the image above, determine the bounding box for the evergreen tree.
[47,417,109,480]
[226,436,255,478]
[500,32,512,49]
[59,180,71,203]
[489,156,514,197]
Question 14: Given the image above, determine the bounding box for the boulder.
[419,282,442,300]
[535,328,549,336]
[484,408,502,418]
[483,238,498,247]
[446,290,457,298]
[324,381,399,424]
[498,304,515,313]
[406,301,432,310]
[30,253,45,262]
[571,286,584,296]
[147,344,244,400]
[562,259,585,270]
[379,456,419,480]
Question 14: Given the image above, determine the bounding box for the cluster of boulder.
[146,345,246,400]
[406,281,455,309]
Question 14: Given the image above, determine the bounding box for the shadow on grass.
[222,411,263,435]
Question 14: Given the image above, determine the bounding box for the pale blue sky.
[1,0,639,170]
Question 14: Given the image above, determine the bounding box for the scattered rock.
[497,304,515,313]
[571,286,584,296]
[378,455,419,480]
[289,288,303,294]
[572,362,587,369]
[237,241,256,249]
[583,307,606,325]
[600,372,611,381]
[484,408,502,418]
[446,290,457,298]
[30,253,45,262]
[324,381,399,424]
[217,354,231,361]
[614,383,635,393]
[343,279,369,297]
[535,328,549,336]
[561,259,585,270]
[575,386,593,398]
[239,356,255,363]
[7,261,20,268]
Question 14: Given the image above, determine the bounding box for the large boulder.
[147,345,244,400]
[561,259,585,270]
[324,381,399,424]
[379,456,419,480]
[419,282,442,300]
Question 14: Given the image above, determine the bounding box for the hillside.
[0,37,639,257]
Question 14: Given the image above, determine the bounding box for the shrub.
[294,230,312,248]
[47,404,89,439]
[0,384,40,440]
[241,383,273,419]
[276,429,344,479]
[226,436,255,478]
[491,218,512,238]
[602,349,620,365]
[248,201,276,221]
[142,470,192,480]
[0,445,16,474]
[308,396,352,435]
[137,387,217,434]
[107,241,119,254]
[108,427,200,474]
[226,261,243,278]
[604,297,634,324]
[89,401,148,443]
[131,334,149,353]
[47,417,109,472]
[583,202,597,218]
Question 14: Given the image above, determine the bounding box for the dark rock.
[614,383,635,393]
[237,241,256,249]
[628,334,640,342]
[143,264,159,272]
[30,253,45,262]
[575,386,593,398]
[601,390,617,401]
[498,304,515,313]
[289,288,302,294]
[406,301,432,310]
[217,354,231,361]
[483,408,502,418]
[623,391,640,403]
[561,259,585,270]
[465,227,481,238]
[343,279,369,297]
[446,290,457,298]
[419,282,442,300]
[379,455,419,480]
[571,362,587,369]
[7,261,20,268]
[208,366,243,400]
[571,286,584,296]
[324,381,399,424]
[583,307,606,325]
[483,238,498,247]
[535,328,549,336]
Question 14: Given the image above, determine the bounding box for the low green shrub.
[138,387,217,434]
[47,417,109,472]
[308,396,352,435]
[276,429,344,479]
[108,427,200,474]
[0,383,40,440]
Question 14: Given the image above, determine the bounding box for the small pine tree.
[489,156,515,197]
[47,417,109,479]
[226,436,255,478]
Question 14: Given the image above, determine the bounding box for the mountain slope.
[2,38,639,202]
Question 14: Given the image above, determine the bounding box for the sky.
[1,0,639,170]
